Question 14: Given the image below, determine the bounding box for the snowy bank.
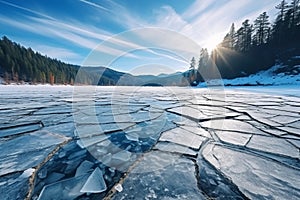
[198,64,300,87]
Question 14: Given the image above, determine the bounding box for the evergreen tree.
[220,23,235,49]
[189,57,196,84]
[235,27,244,51]
[190,57,196,71]
[253,12,270,45]
[273,0,289,45]
[229,23,236,49]
[242,20,252,51]
[198,48,209,70]
[276,0,289,22]
[289,0,300,27]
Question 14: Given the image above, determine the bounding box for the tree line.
[0,36,146,85]
[189,0,300,84]
[0,36,79,84]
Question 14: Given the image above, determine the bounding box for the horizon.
[0,0,278,75]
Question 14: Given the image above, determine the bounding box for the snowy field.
[0,85,299,199]
[199,64,300,88]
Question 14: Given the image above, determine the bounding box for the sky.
[0,0,278,75]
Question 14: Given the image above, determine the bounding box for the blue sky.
[0,0,278,75]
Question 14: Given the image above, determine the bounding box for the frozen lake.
[0,85,299,200]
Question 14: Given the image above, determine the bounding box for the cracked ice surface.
[0,85,300,200]
[112,151,207,200]
[202,143,300,199]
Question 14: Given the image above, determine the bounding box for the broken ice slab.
[117,110,164,123]
[288,139,300,149]
[202,143,300,199]
[265,105,300,115]
[189,104,236,117]
[180,125,212,138]
[75,160,94,177]
[200,119,268,136]
[37,173,90,200]
[145,100,181,110]
[112,150,132,162]
[0,130,69,176]
[270,115,299,125]
[75,123,135,138]
[168,106,208,121]
[277,126,300,137]
[215,131,252,146]
[105,104,148,116]
[159,127,206,149]
[246,135,299,159]
[80,168,107,193]
[76,134,109,148]
[0,130,68,157]
[172,116,200,127]
[0,121,43,137]
[0,168,35,200]
[75,124,106,137]
[286,120,300,129]
[112,151,206,200]
[34,105,72,115]
[68,149,87,160]
[263,107,300,117]
[125,131,139,141]
[244,110,281,126]
[154,142,198,156]
[196,158,246,199]
[44,122,75,137]
[44,172,65,184]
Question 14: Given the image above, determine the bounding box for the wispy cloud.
[182,0,215,20]
[79,0,109,12]
[0,16,98,49]
[101,0,148,29]
[0,0,55,20]
[154,6,191,31]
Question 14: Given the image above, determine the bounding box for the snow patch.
[198,64,300,87]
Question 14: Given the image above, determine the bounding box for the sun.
[203,34,223,53]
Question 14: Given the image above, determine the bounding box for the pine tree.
[235,27,244,51]
[229,23,236,49]
[198,48,209,70]
[273,0,289,45]
[189,57,196,84]
[289,0,300,27]
[190,57,196,71]
[276,0,289,22]
[220,23,236,49]
[242,20,252,51]
[254,12,270,45]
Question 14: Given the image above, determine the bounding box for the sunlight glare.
[203,34,224,53]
